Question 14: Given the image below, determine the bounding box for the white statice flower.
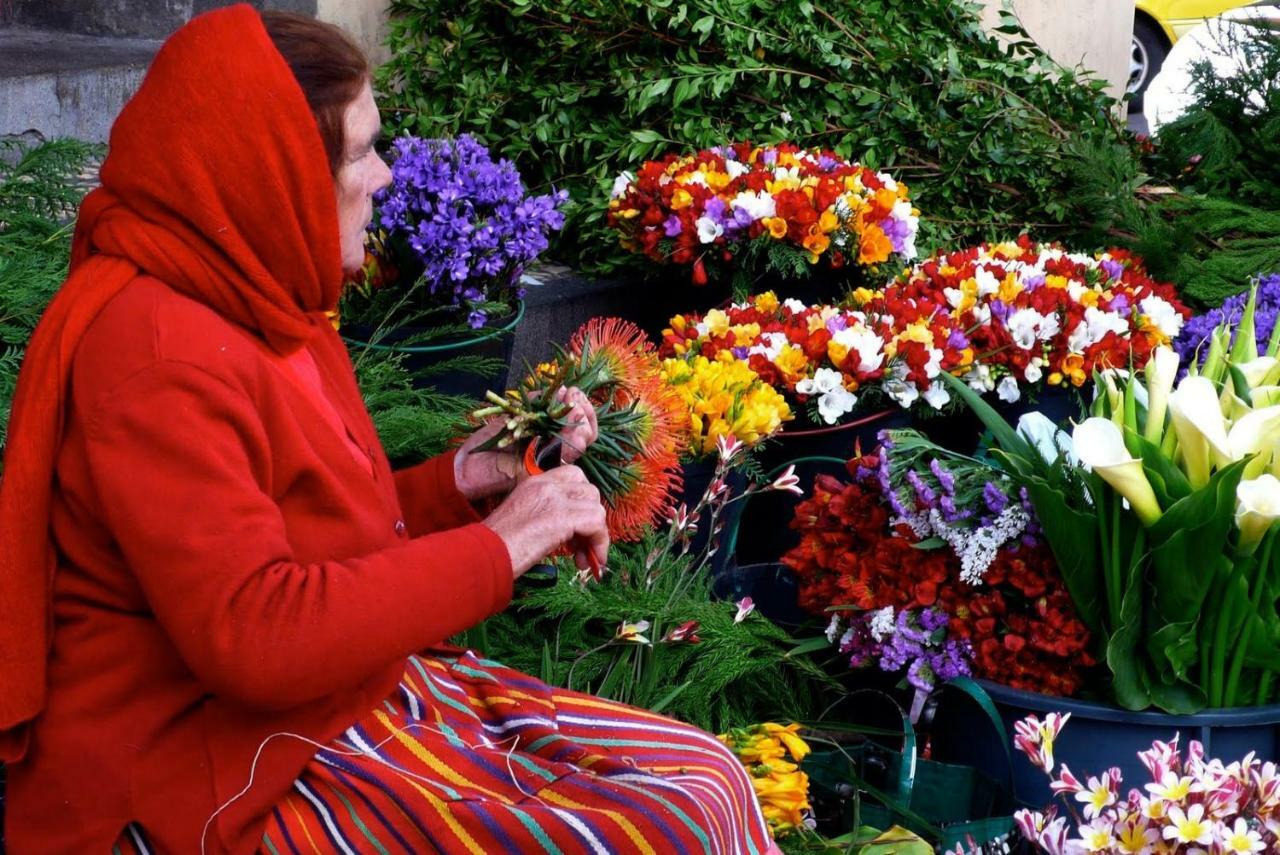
[837,627,856,649]
[1140,295,1185,339]
[725,159,750,181]
[1024,360,1043,383]
[782,298,808,314]
[1067,306,1130,352]
[997,375,1021,403]
[914,504,1031,585]
[825,614,842,643]
[922,381,951,410]
[695,216,724,244]
[610,171,635,199]
[730,189,774,221]
[832,327,885,373]
[868,607,896,641]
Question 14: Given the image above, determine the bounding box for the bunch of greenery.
[461,530,839,733]
[378,0,1120,274]
[0,138,99,462]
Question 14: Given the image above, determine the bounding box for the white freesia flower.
[695,216,723,244]
[782,298,808,314]
[729,189,774,221]
[795,367,843,396]
[922,381,951,410]
[1236,474,1280,554]
[966,363,995,393]
[1024,360,1043,384]
[885,376,920,409]
[1067,307,1129,353]
[1139,295,1185,339]
[1143,345,1179,445]
[1073,417,1163,525]
[974,267,1001,298]
[610,171,635,199]
[725,160,750,181]
[832,327,885,373]
[747,331,788,362]
[997,376,1021,403]
[817,387,858,424]
[1169,376,1233,488]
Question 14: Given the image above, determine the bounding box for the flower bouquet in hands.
[941,280,1280,711]
[470,318,685,548]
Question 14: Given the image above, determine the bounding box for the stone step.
[0,27,161,143]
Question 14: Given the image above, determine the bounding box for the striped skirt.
[117,649,776,854]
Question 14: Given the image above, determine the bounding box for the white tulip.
[1143,346,1180,445]
[1168,376,1233,488]
[1236,474,1280,555]
[1073,417,1163,526]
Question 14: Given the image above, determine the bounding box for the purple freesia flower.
[373,133,568,319]
[664,215,683,237]
[1100,258,1124,281]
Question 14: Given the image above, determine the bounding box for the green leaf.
[1023,477,1105,637]
[787,636,835,657]
[649,680,693,713]
[1106,532,1151,710]
[939,373,1033,467]
[910,536,947,550]
[629,129,664,143]
[1130,431,1192,506]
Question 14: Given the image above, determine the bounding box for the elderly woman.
[0,7,777,854]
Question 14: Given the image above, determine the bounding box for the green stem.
[1109,492,1123,633]
[1224,533,1275,706]
[1258,672,1275,706]
[1211,556,1255,707]
[1096,490,1116,633]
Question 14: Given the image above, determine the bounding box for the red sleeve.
[80,360,513,711]
[392,450,487,537]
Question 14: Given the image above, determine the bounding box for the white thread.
[200,722,545,855]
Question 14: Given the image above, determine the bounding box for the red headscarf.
[0,3,343,760]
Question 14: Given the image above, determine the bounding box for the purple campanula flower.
[1175,273,1280,367]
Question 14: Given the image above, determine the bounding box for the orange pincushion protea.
[567,318,685,541]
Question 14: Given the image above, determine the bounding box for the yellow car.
[1131,0,1259,104]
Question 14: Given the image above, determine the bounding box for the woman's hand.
[454,387,598,501]
[482,465,610,577]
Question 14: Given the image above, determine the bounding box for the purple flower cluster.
[838,607,972,692]
[374,134,568,327]
[1173,273,1280,366]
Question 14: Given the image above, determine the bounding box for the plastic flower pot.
[343,300,525,400]
[927,678,1280,808]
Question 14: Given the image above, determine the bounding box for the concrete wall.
[316,0,390,67]
[979,0,1135,101]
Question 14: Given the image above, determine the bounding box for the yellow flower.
[729,323,761,347]
[997,272,1023,303]
[818,208,840,233]
[670,188,694,210]
[661,356,791,455]
[719,723,814,836]
[762,723,812,762]
[802,231,830,256]
[773,345,809,382]
[1045,274,1069,290]
[703,308,730,337]
[753,291,779,313]
[764,217,789,239]
[898,319,935,346]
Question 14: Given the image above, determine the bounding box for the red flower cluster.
[782,456,1094,696]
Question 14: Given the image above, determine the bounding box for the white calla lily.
[1236,357,1279,389]
[1236,474,1280,555]
[1073,417,1163,526]
[1168,376,1233,488]
[1251,386,1280,408]
[1143,346,1179,445]
[1227,405,1280,478]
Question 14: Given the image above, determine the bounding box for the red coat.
[5,276,513,852]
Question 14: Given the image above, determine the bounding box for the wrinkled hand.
[454,387,599,500]
[483,465,610,577]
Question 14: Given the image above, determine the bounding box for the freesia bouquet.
[943,281,1280,710]
[661,291,969,425]
[1011,713,1277,855]
[718,722,814,838]
[344,134,568,331]
[659,353,792,458]
[856,237,1190,404]
[472,318,684,542]
[607,143,918,294]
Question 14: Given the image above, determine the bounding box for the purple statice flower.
[982,481,1009,515]
[894,609,932,644]
[939,494,965,523]
[373,134,568,319]
[918,607,949,633]
[840,609,972,691]
[1174,273,1280,367]
[929,459,956,494]
[906,470,936,508]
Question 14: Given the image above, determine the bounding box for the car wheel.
[1129,16,1169,112]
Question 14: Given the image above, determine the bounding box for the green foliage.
[0,139,100,459]
[379,0,1120,274]
[462,533,839,732]
[348,345,480,463]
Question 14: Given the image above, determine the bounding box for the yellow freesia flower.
[661,356,791,456]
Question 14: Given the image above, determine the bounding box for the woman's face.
[334,82,392,272]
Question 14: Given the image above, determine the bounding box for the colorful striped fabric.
[115,649,776,854]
